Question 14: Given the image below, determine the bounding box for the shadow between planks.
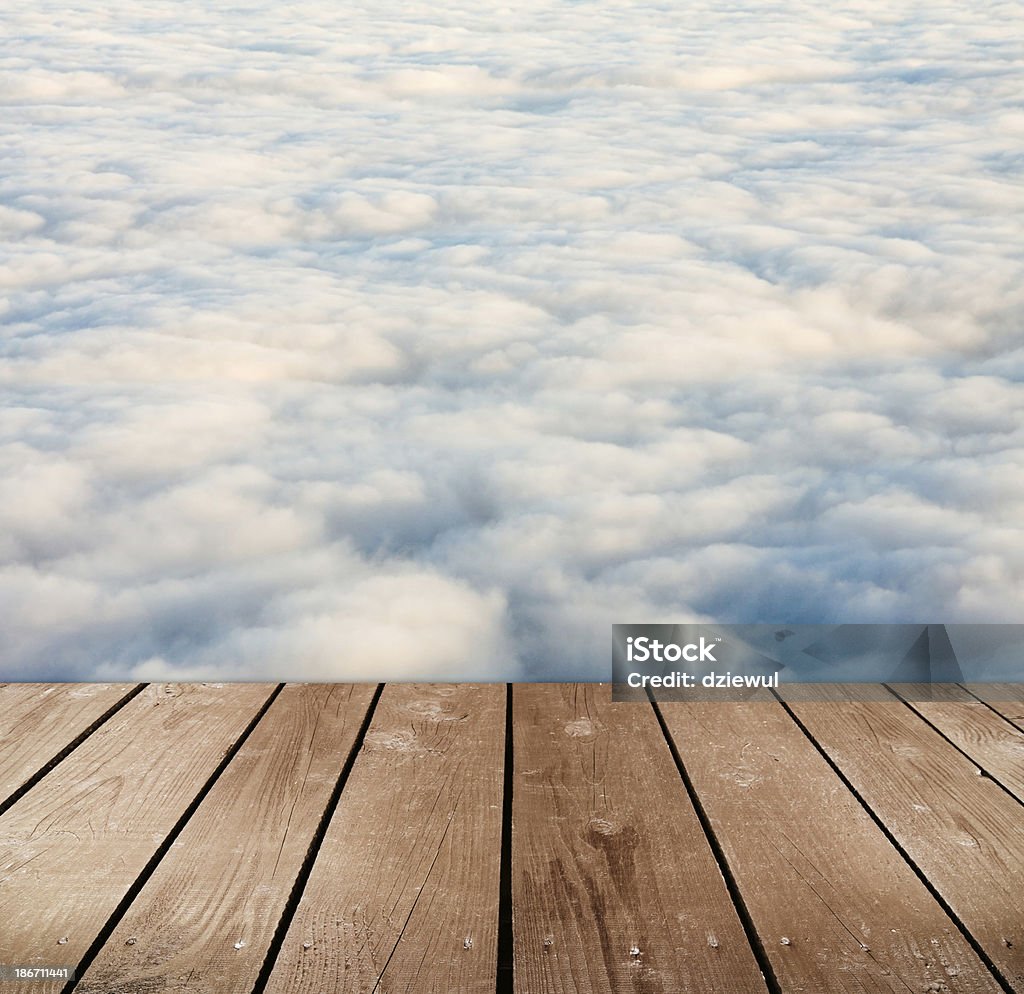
[1,682,1023,994]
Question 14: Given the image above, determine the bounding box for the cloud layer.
[2,0,1023,679]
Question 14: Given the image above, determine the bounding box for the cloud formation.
[2,0,1023,679]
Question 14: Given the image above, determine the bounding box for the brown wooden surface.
[0,683,138,806]
[889,682,1024,805]
[512,683,768,994]
[76,684,377,994]
[783,685,1024,991]
[0,682,1022,994]
[659,697,1005,994]
[0,683,275,982]
[963,683,1024,732]
[263,683,506,994]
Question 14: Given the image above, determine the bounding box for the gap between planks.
[661,689,1009,994]
[0,683,145,817]
[74,684,380,994]
[778,687,1019,994]
[0,684,280,994]
[3,683,1022,994]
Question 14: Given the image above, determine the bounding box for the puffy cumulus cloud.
[2,0,1023,680]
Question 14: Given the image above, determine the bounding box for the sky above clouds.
[2,0,1023,680]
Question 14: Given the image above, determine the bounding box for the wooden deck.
[2,682,1024,994]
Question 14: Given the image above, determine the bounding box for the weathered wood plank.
[512,683,768,994]
[962,684,1024,732]
[0,683,276,984]
[783,685,1024,991]
[660,698,1005,994]
[0,683,138,806]
[263,683,505,994]
[75,684,377,994]
[889,683,1024,805]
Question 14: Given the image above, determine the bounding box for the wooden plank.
[783,685,1024,990]
[512,683,768,994]
[0,683,138,805]
[889,683,1024,805]
[263,683,505,994]
[76,684,377,994]
[0,683,276,983]
[962,684,1024,732]
[659,697,1005,994]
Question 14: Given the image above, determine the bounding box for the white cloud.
[1,0,1022,679]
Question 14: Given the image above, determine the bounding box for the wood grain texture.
[0,683,138,805]
[659,698,1005,994]
[512,683,768,994]
[263,683,505,994]
[962,684,1024,732]
[889,683,1024,805]
[783,685,1024,991]
[76,684,377,994]
[0,683,275,978]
